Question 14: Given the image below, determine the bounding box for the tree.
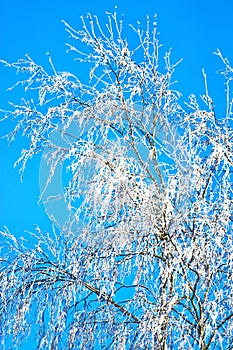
[0,11,233,350]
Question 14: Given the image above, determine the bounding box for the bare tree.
[0,12,233,350]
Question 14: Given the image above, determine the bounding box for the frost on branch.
[0,11,233,350]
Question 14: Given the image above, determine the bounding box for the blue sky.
[1,0,233,250]
[0,1,233,348]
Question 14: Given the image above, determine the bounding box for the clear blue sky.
[0,1,233,349]
[0,0,233,247]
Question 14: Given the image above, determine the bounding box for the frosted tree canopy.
[0,12,233,349]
